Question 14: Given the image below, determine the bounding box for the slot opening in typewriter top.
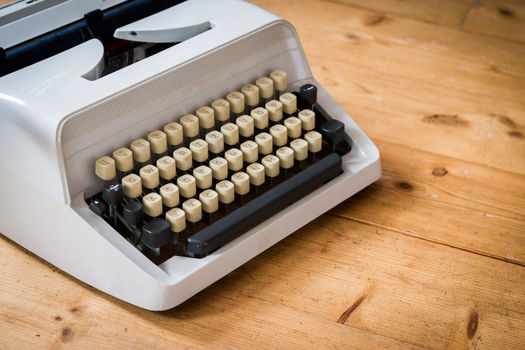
[86,69,352,265]
[0,0,209,78]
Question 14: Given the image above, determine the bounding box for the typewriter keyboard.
[87,70,351,263]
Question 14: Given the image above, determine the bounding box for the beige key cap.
[206,130,224,154]
[113,147,133,173]
[189,139,208,163]
[143,192,162,217]
[270,70,288,91]
[173,147,192,171]
[251,107,268,129]
[242,84,259,107]
[166,208,186,233]
[261,155,280,178]
[216,180,235,204]
[280,92,297,115]
[164,122,183,146]
[241,140,258,163]
[290,138,308,161]
[147,130,168,155]
[130,138,151,163]
[199,189,219,213]
[298,109,315,131]
[247,162,265,186]
[266,100,283,122]
[305,131,322,153]
[183,198,202,223]
[276,146,294,169]
[225,148,243,171]
[256,76,274,99]
[227,91,245,114]
[211,99,230,122]
[180,114,199,138]
[221,122,239,146]
[196,106,215,129]
[236,115,254,138]
[122,173,142,198]
[255,132,273,155]
[95,156,116,181]
[284,117,302,139]
[156,156,176,180]
[231,171,250,195]
[140,164,160,189]
[160,183,179,208]
[193,165,212,189]
[270,124,288,147]
[210,157,228,180]
[177,174,197,198]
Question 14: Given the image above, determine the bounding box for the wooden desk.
[1,0,524,348]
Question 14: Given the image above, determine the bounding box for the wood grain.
[463,0,525,44]
[1,0,525,349]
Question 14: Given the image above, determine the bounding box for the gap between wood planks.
[327,212,525,268]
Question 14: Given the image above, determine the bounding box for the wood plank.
[1,214,524,349]
[0,236,422,350]
[253,0,525,175]
[331,141,525,264]
[463,0,525,44]
[325,0,473,27]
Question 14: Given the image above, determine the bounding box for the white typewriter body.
[0,0,380,310]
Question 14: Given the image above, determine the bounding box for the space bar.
[186,153,343,257]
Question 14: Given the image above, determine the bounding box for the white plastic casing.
[0,0,380,310]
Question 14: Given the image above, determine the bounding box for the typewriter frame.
[0,1,380,310]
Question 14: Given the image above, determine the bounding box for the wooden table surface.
[1,0,524,349]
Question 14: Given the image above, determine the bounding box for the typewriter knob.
[141,219,171,249]
[102,182,123,206]
[123,200,144,226]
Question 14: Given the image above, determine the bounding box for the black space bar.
[186,153,343,257]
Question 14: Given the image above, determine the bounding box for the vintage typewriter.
[0,0,380,310]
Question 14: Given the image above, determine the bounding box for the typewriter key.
[180,114,200,140]
[193,165,212,190]
[122,174,142,199]
[270,124,287,147]
[255,132,273,155]
[251,107,269,130]
[112,148,133,175]
[256,77,274,105]
[95,156,116,181]
[266,100,283,124]
[300,83,318,111]
[200,189,219,223]
[241,140,258,164]
[284,117,302,139]
[209,157,228,182]
[298,109,315,132]
[225,148,243,172]
[177,174,197,199]
[236,115,254,141]
[242,84,260,112]
[270,70,288,99]
[205,130,224,154]
[280,93,297,117]
[211,98,230,125]
[220,123,239,148]
[156,156,176,182]
[130,138,151,166]
[189,139,208,164]
[160,183,179,208]
[147,130,168,160]
[227,91,245,119]
[164,122,184,151]
[140,164,160,190]
[173,147,192,172]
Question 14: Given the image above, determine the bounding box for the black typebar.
[0,0,185,77]
[186,153,343,257]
